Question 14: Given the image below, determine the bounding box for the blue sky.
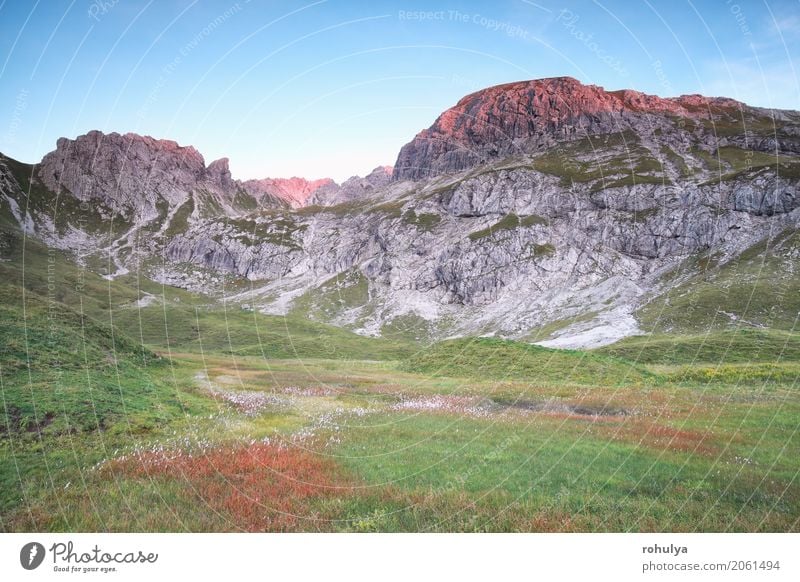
[1,0,798,182]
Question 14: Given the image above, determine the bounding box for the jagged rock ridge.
[241,177,335,208]
[393,76,799,180]
[36,130,391,218]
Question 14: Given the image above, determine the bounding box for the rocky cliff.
[37,131,257,220]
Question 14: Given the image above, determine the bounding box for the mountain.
[394,76,799,180]
[1,77,799,347]
[37,130,271,220]
[242,176,335,208]
[309,166,394,206]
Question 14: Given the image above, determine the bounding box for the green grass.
[0,225,411,362]
[231,187,260,213]
[289,269,370,321]
[0,282,217,518]
[295,199,369,217]
[621,206,660,224]
[590,174,668,192]
[697,112,793,139]
[6,350,798,531]
[402,337,652,386]
[523,311,600,342]
[0,284,153,373]
[468,213,548,241]
[328,408,798,531]
[529,131,666,187]
[636,229,800,333]
[660,361,800,384]
[0,277,180,444]
[402,209,441,231]
[598,328,800,366]
[529,242,556,256]
[367,200,404,218]
[660,145,691,177]
[222,216,307,249]
[163,195,195,237]
[692,146,799,183]
[380,313,439,343]
[112,300,412,361]
[0,228,141,322]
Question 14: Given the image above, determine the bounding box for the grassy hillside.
[111,298,413,361]
[637,229,800,333]
[0,283,203,437]
[598,328,800,365]
[402,337,652,386]
[0,277,217,518]
[0,225,412,361]
[7,352,796,532]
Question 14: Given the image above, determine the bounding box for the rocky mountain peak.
[241,176,335,208]
[307,165,394,206]
[27,130,397,219]
[205,157,234,190]
[392,76,755,180]
[38,131,211,219]
[206,156,230,174]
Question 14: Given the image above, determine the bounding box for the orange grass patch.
[103,443,358,531]
[597,419,721,455]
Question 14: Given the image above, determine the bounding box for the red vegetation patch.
[528,510,582,532]
[600,420,720,456]
[104,444,356,531]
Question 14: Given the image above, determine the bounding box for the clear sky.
[1,0,798,182]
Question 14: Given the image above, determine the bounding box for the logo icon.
[20,542,45,570]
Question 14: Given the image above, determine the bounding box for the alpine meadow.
[1,3,799,536]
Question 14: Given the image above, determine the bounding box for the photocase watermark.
[2,88,29,145]
[139,1,245,119]
[20,542,46,570]
[19,540,159,574]
[397,10,447,21]
[556,9,628,77]
[454,10,532,40]
[398,9,533,41]
[87,0,120,21]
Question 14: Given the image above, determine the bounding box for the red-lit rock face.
[241,176,335,207]
[393,76,745,180]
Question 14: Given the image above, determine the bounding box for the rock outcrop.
[38,131,208,220]
[35,130,285,221]
[309,166,393,206]
[241,176,335,208]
